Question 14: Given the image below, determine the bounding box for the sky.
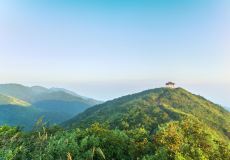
[0,0,229,108]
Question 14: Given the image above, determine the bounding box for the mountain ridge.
[0,83,101,129]
[64,87,230,139]
[0,83,101,104]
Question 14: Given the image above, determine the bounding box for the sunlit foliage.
[0,118,229,160]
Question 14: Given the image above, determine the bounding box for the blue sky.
[0,0,229,108]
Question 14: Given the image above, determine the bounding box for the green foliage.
[0,119,229,160]
[154,118,230,160]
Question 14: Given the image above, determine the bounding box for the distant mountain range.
[0,83,101,130]
[64,87,230,140]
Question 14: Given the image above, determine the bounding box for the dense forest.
[1,118,229,160]
[0,88,230,159]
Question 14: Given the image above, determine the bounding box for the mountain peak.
[0,83,27,88]
[64,87,230,139]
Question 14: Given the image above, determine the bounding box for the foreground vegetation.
[0,117,229,160]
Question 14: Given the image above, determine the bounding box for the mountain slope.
[0,94,30,107]
[0,84,101,129]
[33,100,91,117]
[0,104,70,130]
[65,87,230,139]
[0,105,39,129]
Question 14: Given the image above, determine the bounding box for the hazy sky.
[0,0,229,108]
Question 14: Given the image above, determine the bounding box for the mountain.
[0,84,101,129]
[1,87,230,159]
[0,84,101,104]
[0,84,47,102]
[65,87,230,139]
[0,105,40,128]
[50,87,101,105]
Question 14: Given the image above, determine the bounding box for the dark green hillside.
[0,105,42,130]
[0,104,70,130]
[65,87,230,139]
[34,100,91,117]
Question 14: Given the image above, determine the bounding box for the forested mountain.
[0,84,100,129]
[65,87,230,139]
[0,87,229,159]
